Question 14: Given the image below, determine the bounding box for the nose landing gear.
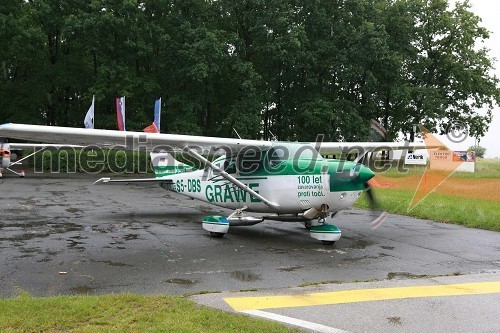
[306,205,342,245]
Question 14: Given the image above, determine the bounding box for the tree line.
[1,0,499,142]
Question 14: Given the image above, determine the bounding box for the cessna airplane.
[0,123,432,244]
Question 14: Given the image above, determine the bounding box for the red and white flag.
[115,97,126,131]
[143,122,159,133]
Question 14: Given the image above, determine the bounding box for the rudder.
[150,152,194,177]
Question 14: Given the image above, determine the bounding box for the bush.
[27,148,153,174]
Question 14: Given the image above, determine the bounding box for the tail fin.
[150,152,194,177]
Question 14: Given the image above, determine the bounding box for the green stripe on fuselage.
[153,165,193,178]
[238,158,369,192]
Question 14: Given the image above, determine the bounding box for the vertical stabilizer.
[150,152,194,177]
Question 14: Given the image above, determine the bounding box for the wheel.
[322,240,335,245]
[209,232,225,238]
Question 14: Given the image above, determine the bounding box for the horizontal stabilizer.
[150,152,194,177]
[94,177,173,185]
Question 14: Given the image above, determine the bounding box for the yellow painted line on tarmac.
[225,281,500,312]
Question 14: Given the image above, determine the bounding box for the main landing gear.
[202,208,264,238]
[0,168,25,178]
[201,206,342,245]
[202,215,229,237]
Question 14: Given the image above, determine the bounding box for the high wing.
[94,177,173,185]
[0,123,438,155]
[315,141,439,155]
[0,123,272,153]
[8,143,84,150]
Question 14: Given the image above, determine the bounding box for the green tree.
[468,145,486,158]
[0,0,498,144]
[399,0,499,140]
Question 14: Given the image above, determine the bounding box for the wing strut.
[185,147,279,210]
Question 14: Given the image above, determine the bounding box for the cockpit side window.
[223,159,237,174]
[267,147,288,167]
[238,148,263,175]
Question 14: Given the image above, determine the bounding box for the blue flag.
[154,98,161,132]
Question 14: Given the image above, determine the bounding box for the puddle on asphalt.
[230,270,262,282]
[66,207,82,214]
[277,265,304,272]
[70,285,94,294]
[260,247,289,254]
[70,235,88,240]
[165,278,197,286]
[342,211,364,215]
[37,257,52,262]
[387,316,402,325]
[123,234,139,241]
[348,238,374,249]
[387,272,429,280]
[91,259,132,267]
[67,239,85,249]
[0,221,81,236]
[18,246,43,254]
[342,255,380,263]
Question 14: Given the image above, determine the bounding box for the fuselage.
[165,170,363,214]
[157,147,374,215]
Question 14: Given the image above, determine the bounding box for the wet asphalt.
[1,172,499,298]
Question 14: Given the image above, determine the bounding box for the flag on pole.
[115,97,126,131]
[369,119,388,141]
[143,122,159,133]
[84,96,95,129]
[154,98,161,132]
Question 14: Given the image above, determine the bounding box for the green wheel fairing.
[202,216,229,224]
[310,224,342,243]
[202,215,230,235]
[310,225,342,234]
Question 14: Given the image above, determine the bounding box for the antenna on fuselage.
[269,130,278,141]
[233,128,242,139]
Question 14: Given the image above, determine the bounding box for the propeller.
[364,180,388,229]
[359,153,387,228]
[364,181,377,209]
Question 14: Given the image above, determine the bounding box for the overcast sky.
[441,1,500,157]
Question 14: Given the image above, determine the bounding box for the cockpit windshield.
[215,143,322,176]
[269,142,322,164]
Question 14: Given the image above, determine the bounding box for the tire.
[209,232,225,238]
[322,240,335,245]
[304,221,312,230]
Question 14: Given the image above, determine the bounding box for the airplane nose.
[358,165,375,183]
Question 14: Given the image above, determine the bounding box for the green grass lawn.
[357,158,500,231]
[0,293,296,333]
[377,158,500,179]
[355,188,500,231]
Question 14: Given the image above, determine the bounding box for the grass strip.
[355,188,500,231]
[0,293,297,333]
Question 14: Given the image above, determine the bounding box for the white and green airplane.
[0,123,431,245]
